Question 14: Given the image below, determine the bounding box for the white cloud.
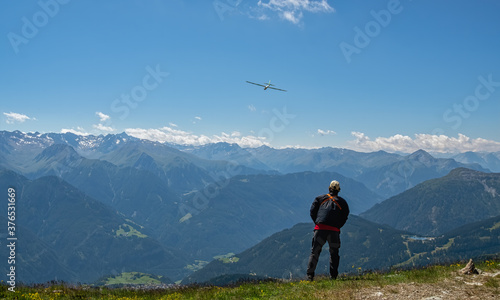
[348,132,500,153]
[257,0,334,24]
[4,112,35,124]
[92,112,114,132]
[93,123,115,132]
[125,126,269,148]
[282,10,302,24]
[193,116,202,124]
[248,104,257,112]
[61,127,90,136]
[317,129,336,136]
[169,122,178,127]
[96,112,110,122]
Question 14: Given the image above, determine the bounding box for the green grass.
[489,221,500,231]
[102,272,163,286]
[114,224,147,238]
[1,259,498,299]
[214,253,240,264]
[184,260,209,272]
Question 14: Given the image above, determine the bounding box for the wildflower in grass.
[357,267,363,275]
[27,292,43,300]
[163,292,182,300]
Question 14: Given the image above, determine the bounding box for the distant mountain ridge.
[1,130,492,175]
[187,143,490,198]
[356,149,489,198]
[361,168,500,235]
[452,151,500,172]
[0,131,267,193]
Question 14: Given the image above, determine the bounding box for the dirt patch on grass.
[352,271,500,300]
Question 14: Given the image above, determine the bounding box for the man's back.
[310,194,350,230]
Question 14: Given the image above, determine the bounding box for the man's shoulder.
[336,195,347,202]
[315,194,330,200]
[336,196,350,211]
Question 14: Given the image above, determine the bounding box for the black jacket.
[310,194,350,229]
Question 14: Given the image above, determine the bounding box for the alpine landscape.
[1,131,499,287]
[2,0,500,298]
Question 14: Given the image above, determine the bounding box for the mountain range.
[0,131,263,194]
[452,151,500,172]
[0,130,499,284]
[1,133,382,261]
[1,131,492,194]
[361,168,500,236]
[182,143,490,198]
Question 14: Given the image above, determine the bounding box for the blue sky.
[1,0,500,153]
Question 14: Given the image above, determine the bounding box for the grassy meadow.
[1,259,498,299]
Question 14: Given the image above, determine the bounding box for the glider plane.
[246,80,287,92]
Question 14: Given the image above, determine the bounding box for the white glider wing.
[246,81,287,92]
[246,81,267,88]
[267,86,287,92]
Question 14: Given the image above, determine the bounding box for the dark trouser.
[306,230,340,279]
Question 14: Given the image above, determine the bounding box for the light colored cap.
[329,180,340,191]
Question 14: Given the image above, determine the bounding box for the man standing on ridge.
[307,180,350,281]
